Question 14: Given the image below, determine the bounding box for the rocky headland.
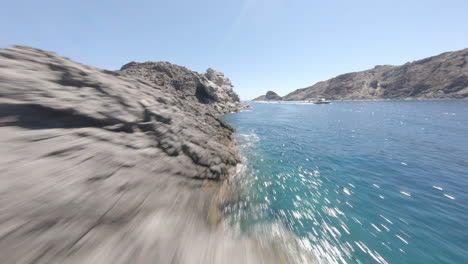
[252,91,282,101]
[0,46,287,263]
[253,48,468,101]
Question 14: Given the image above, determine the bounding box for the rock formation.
[252,91,282,101]
[0,46,285,263]
[256,48,468,101]
[120,62,241,114]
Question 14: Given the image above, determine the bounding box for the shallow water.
[223,101,468,264]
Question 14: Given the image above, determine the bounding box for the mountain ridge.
[253,48,468,101]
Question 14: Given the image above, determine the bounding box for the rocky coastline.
[0,46,285,263]
[253,48,468,101]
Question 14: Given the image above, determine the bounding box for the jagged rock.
[0,46,286,264]
[120,61,241,114]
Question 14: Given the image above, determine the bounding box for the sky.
[1,0,468,100]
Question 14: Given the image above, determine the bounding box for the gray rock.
[120,61,241,114]
[0,46,293,264]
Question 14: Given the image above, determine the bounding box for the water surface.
[223,101,468,264]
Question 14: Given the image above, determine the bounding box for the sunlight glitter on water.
[223,101,468,264]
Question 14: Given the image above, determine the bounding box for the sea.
[223,101,468,264]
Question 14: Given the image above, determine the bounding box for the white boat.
[314,98,331,104]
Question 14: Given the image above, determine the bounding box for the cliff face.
[282,48,468,101]
[253,91,282,101]
[0,46,281,263]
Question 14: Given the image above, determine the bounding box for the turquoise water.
[223,101,468,264]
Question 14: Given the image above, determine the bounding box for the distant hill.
[254,48,468,101]
[253,91,282,101]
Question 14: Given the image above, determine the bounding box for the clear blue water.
[223,101,468,264]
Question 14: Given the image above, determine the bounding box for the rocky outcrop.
[252,91,282,101]
[0,46,283,263]
[120,62,241,114]
[278,48,468,101]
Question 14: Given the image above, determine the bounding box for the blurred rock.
[0,46,287,263]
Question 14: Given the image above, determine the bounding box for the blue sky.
[1,0,467,100]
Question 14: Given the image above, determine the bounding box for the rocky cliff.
[0,46,284,263]
[252,90,282,101]
[278,48,467,101]
[120,62,241,114]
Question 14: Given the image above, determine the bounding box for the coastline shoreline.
[252,98,468,103]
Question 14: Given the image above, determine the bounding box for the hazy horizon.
[2,0,467,100]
